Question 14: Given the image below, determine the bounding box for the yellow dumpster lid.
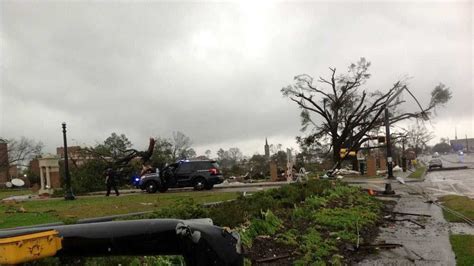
[0,230,60,244]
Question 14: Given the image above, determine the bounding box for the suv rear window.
[177,163,193,173]
[193,161,213,170]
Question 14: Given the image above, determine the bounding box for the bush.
[117,180,383,264]
[149,198,209,220]
[65,160,109,194]
[239,210,282,247]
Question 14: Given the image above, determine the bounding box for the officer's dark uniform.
[105,168,120,196]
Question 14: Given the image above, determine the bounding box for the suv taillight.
[209,168,218,175]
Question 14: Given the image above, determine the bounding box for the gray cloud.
[1,1,472,155]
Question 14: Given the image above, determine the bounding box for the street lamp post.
[62,122,75,200]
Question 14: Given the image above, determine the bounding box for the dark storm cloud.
[1,1,472,155]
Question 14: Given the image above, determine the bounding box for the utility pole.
[402,137,406,172]
[380,86,408,195]
[62,122,75,200]
[383,107,395,194]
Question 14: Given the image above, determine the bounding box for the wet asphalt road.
[422,154,474,199]
[358,154,474,265]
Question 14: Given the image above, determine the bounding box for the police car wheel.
[145,181,158,193]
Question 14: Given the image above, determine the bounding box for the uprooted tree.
[67,134,156,193]
[79,133,155,174]
[282,58,451,168]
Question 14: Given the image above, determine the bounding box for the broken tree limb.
[255,253,291,263]
[358,243,403,249]
[385,218,425,229]
[392,211,431,217]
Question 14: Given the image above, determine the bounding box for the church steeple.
[264,138,270,158]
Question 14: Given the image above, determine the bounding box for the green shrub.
[25,180,383,265]
[312,207,378,231]
[148,198,209,220]
[276,229,299,246]
[68,160,109,194]
[208,200,246,227]
[305,195,328,209]
[295,228,338,264]
[50,188,64,198]
[239,210,282,247]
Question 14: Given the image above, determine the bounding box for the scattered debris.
[255,253,292,263]
[1,195,33,203]
[396,176,406,184]
[393,165,402,172]
[384,218,426,229]
[376,170,387,175]
[391,211,431,217]
[358,243,403,249]
[427,166,468,172]
[333,169,361,176]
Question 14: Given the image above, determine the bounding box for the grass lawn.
[440,196,474,265]
[439,195,474,223]
[408,166,426,179]
[1,180,384,264]
[450,235,474,266]
[0,191,238,229]
[0,189,32,200]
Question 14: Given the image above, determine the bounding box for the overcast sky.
[0,0,472,157]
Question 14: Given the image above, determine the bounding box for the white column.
[40,166,45,190]
[46,166,51,189]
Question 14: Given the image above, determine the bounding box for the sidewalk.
[1,181,289,201]
[356,181,456,265]
[85,181,288,196]
[343,169,420,193]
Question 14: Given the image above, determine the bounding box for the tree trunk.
[332,143,342,170]
[352,157,358,171]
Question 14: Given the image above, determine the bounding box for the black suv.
[139,160,223,193]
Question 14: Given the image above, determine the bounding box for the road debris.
[427,166,468,172]
[384,218,426,229]
[391,211,431,217]
[255,253,292,263]
[358,243,403,249]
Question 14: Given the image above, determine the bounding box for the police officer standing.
[105,168,120,196]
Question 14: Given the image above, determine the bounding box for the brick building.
[0,139,9,185]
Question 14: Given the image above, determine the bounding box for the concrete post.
[46,166,51,189]
[40,167,45,190]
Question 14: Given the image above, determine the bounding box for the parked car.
[139,160,224,193]
[428,158,443,169]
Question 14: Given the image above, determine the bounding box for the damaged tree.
[404,121,434,155]
[282,58,451,168]
[83,136,155,169]
[80,134,155,176]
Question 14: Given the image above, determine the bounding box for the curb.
[84,182,287,196]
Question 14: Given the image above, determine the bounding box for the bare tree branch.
[282,58,451,167]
